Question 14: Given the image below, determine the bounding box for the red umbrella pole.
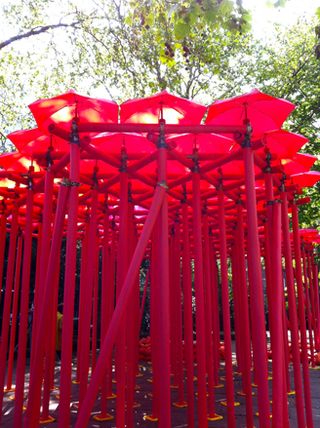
[292,203,314,428]
[58,126,81,428]
[217,188,236,428]
[235,202,254,428]
[181,201,195,427]
[270,202,288,426]
[192,171,208,428]
[115,169,129,427]
[5,235,23,391]
[281,191,305,427]
[0,207,19,422]
[0,209,7,308]
[243,144,270,426]
[153,141,171,428]
[74,185,166,427]
[13,188,34,428]
[25,183,70,427]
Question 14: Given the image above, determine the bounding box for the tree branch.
[0,22,80,50]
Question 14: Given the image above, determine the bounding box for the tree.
[0,1,251,146]
[0,0,319,227]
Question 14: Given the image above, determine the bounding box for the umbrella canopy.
[0,152,41,173]
[90,132,155,155]
[166,133,235,155]
[289,171,320,188]
[7,128,69,158]
[280,153,317,175]
[206,89,295,141]
[260,130,308,158]
[29,90,119,133]
[120,90,206,124]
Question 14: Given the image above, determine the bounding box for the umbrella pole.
[307,251,317,354]
[281,189,305,427]
[74,184,166,427]
[5,235,23,391]
[58,123,81,428]
[171,220,185,406]
[217,188,236,428]
[30,169,54,368]
[78,190,99,408]
[209,246,221,385]
[192,170,208,428]
[0,210,7,308]
[76,228,89,384]
[181,201,195,427]
[203,213,220,420]
[148,235,160,421]
[153,139,171,428]
[94,213,113,422]
[13,188,34,427]
[235,202,254,428]
[302,247,315,367]
[115,167,129,427]
[270,201,288,426]
[91,246,99,370]
[0,206,19,422]
[125,202,140,428]
[292,203,314,428]
[311,254,320,349]
[25,182,70,427]
[243,144,270,426]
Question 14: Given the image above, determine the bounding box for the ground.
[2,360,320,427]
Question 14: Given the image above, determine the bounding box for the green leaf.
[174,20,190,40]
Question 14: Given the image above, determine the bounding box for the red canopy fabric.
[166,133,235,154]
[29,90,118,133]
[0,152,41,173]
[120,90,206,124]
[260,130,308,158]
[206,89,295,140]
[7,128,69,157]
[290,171,320,188]
[90,132,155,155]
[280,153,317,175]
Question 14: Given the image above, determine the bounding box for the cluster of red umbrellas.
[0,88,319,427]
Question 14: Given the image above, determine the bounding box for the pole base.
[255,412,272,418]
[214,383,224,389]
[143,414,159,422]
[39,415,55,424]
[173,401,188,408]
[107,393,117,399]
[92,413,113,421]
[237,390,256,396]
[220,400,240,407]
[208,413,223,421]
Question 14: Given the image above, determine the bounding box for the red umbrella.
[290,171,320,188]
[0,152,41,173]
[7,128,69,158]
[280,153,317,175]
[260,130,308,158]
[206,89,295,140]
[120,90,206,124]
[29,90,118,133]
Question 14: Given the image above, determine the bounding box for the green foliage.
[0,0,319,228]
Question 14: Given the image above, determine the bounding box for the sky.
[243,0,320,39]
